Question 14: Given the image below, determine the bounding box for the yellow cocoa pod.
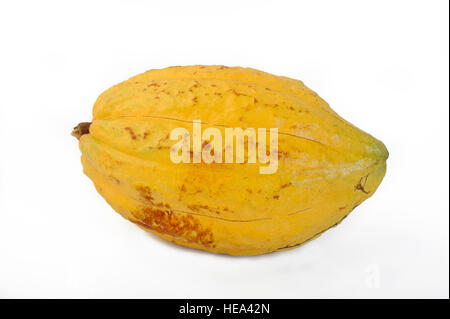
[73,65,388,256]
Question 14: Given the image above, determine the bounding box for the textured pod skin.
[76,65,388,256]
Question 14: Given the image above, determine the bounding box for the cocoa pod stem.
[71,122,91,140]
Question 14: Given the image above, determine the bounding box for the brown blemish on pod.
[187,204,209,212]
[137,186,154,202]
[191,82,200,89]
[124,127,137,140]
[278,151,289,160]
[137,207,214,247]
[109,175,121,184]
[280,183,291,189]
[229,89,248,97]
[355,174,370,194]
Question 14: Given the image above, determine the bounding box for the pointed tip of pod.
[365,137,389,162]
[372,138,389,162]
[71,122,91,140]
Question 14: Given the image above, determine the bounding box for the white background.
[0,0,448,299]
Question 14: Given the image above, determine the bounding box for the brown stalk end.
[71,122,92,140]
